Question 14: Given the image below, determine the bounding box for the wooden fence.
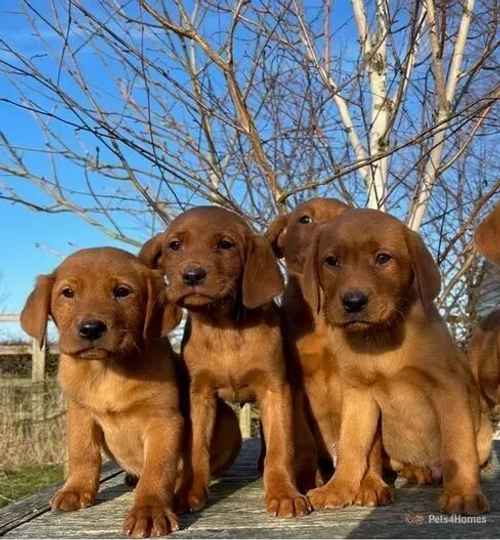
[0,314,55,383]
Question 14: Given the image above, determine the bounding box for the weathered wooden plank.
[0,462,122,537]
[3,440,500,539]
[6,475,500,538]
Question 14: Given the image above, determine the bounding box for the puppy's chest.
[59,362,144,415]
[185,326,276,401]
[64,375,136,414]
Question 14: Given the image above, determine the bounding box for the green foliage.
[0,464,63,508]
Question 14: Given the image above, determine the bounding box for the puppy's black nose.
[342,290,368,313]
[183,266,207,286]
[79,319,107,341]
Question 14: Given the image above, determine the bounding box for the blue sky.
[0,192,128,312]
[0,198,128,339]
[0,7,131,337]
[0,0,130,317]
[0,2,141,325]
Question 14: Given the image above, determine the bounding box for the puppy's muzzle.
[342,290,369,314]
[183,265,207,287]
[78,319,108,341]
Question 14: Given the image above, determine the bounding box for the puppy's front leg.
[435,384,489,514]
[355,429,393,506]
[292,389,318,493]
[183,384,217,512]
[308,387,379,509]
[51,400,102,511]
[302,374,341,477]
[259,383,311,517]
[124,413,183,538]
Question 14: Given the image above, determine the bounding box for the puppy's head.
[475,203,500,266]
[139,206,283,310]
[303,209,441,333]
[266,197,349,273]
[21,248,180,360]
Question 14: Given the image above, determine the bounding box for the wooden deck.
[2,439,500,539]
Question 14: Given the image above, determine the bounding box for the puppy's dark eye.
[375,253,392,265]
[217,239,234,250]
[299,215,312,224]
[61,287,74,298]
[169,240,181,251]
[114,286,132,298]
[324,256,340,268]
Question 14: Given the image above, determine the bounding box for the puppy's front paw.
[439,490,489,515]
[187,487,208,513]
[123,503,179,538]
[355,473,393,507]
[51,487,96,512]
[175,485,208,513]
[265,487,311,518]
[307,481,357,510]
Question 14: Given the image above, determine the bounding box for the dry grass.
[0,375,67,506]
[0,379,66,470]
[0,351,59,378]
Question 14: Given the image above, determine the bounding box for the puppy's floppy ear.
[20,275,55,346]
[242,234,284,309]
[404,228,441,314]
[143,270,182,339]
[477,332,500,408]
[265,214,288,258]
[143,271,163,340]
[302,231,321,314]
[139,233,165,269]
[475,203,500,265]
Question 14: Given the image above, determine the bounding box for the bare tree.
[0,0,498,338]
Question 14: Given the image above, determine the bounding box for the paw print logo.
[405,512,425,526]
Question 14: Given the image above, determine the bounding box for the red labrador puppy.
[140,206,310,518]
